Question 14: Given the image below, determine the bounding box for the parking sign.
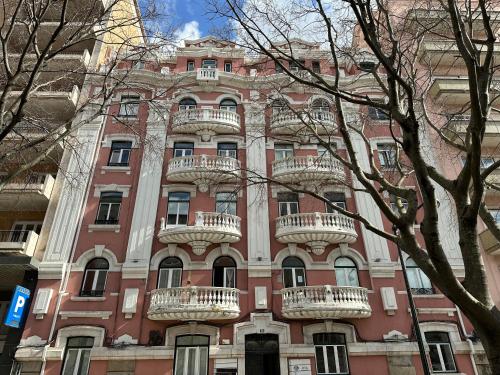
[4,285,31,328]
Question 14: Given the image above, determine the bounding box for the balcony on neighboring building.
[420,40,500,67]
[0,174,55,211]
[158,212,242,255]
[429,77,500,106]
[281,285,371,319]
[196,68,219,81]
[270,110,336,135]
[272,156,346,185]
[443,115,500,147]
[275,212,357,255]
[0,230,39,257]
[166,155,241,192]
[172,109,240,140]
[148,286,240,320]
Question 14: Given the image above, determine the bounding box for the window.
[425,332,457,373]
[489,209,500,224]
[290,59,305,72]
[219,99,237,112]
[274,144,294,161]
[325,192,346,212]
[314,333,349,375]
[377,144,397,168]
[217,142,237,158]
[80,258,108,297]
[213,256,236,288]
[167,192,190,225]
[480,157,495,169]
[272,99,288,114]
[335,257,359,287]
[312,98,330,112]
[9,221,42,242]
[318,144,336,159]
[282,256,306,288]
[173,142,194,157]
[174,335,209,375]
[179,98,197,111]
[95,192,122,224]
[368,106,389,120]
[108,141,132,166]
[62,336,94,375]
[359,61,375,71]
[158,257,182,289]
[277,192,299,216]
[406,258,433,295]
[187,61,195,71]
[118,95,140,118]
[224,61,232,72]
[216,192,237,216]
[312,61,321,74]
[275,61,285,73]
[202,59,217,69]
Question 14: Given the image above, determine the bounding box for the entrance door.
[245,334,280,375]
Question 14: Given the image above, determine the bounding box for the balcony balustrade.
[159,211,242,255]
[166,155,241,192]
[0,230,39,257]
[197,68,219,81]
[270,110,336,135]
[172,108,240,140]
[0,174,55,210]
[443,115,500,147]
[275,212,357,255]
[281,285,371,319]
[148,286,240,320]
[272,156,345,185]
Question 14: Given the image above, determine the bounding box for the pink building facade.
[13,37,492,375]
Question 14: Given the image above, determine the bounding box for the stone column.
[122,102,170,279]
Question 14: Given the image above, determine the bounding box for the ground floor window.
[174,335,209,375]
[314,333,349,374]
[61,336,94,375]
[425,332,457,373]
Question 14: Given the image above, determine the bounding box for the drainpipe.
[456,305,479,375]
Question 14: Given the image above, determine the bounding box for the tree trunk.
[468,315,500,375]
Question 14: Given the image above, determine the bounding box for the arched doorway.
[245,333,280,374]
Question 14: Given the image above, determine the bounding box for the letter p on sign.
[4,285,31,328]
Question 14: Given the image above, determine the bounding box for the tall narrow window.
[289,59,305,72]
[62,337,94,375]
[187,61,195,71]
[179,98,197,111]
[219,99,237,112]
[158,257,183,288]
[406,258,433,295]
[277,192,299,216]
[95,192,122,224]
[314,333,349,375]
[80,258,109,297]
[335,257,359,287]
[282,256,306,288]
[325,192,346,212]
[167,192,190,225]
[425,332,457,373]
[174,335,209,375]
[274,144,294,161]
[217,142,237,158]
[213,256,236,288]
[377,144,397,168]
[173,142,194,157]
[118,95,140,118]
[368,106,389,120]
[224,61,232,72]
[202,59,217,69]
[312,61,321,73]
[108,141,132,166]
[275,61,285,73]
[215,192,237,216]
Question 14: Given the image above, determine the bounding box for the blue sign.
[4,285,30,328]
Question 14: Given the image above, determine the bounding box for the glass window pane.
[295,268,306,286]
[326,346,336,373]
[62,349,78,375]
[441,344,456,371]
[283,268,294,288]
[175,348,186,375]
[336,269,348,286]
[225,268,236,288]
[95,270,107,292]
[199,347,209,375]
[82,271,95,293]
[337,345,349,373]
[187,348,196,374]
[108,203,120,221]
[315,346,326,374]
[428,344,443,371]
[171,269,182,287]
[77,349,91,375]
[158,269,169,288]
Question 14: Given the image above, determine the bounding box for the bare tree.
[209,0,500,371]
[0,0,175,189]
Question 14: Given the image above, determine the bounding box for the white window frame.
[175,346,209,375]
[167,193,190,226]
[223,267,236,288]
[108,141,132,166]
[96,196,121,223]
[425,332,457,373]
[377,144,396,168]
[173,143,194,157]
[61,337,94,375]
[224,62,232,72]
[278,200,299,216]
[274,144,294,161]
[118,95,140,118]
[283,267,306,288]
[315,343,349,374]
[158,268,182,288]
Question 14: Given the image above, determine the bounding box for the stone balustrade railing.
[272,156,345,179]
[160,211,241,232]
[197,68,218,80]
[167,155,240,174]
[173,108,240,128]
[276,212,355,233]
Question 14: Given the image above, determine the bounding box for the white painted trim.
[270,185,305,198]
[72,245,121,272]
[165,134,246,149]
[419,321,462,345]
[150,246,192,270]
[209,184,244,198]
[55,325,105,347]
[326,247,369,270]
[100,166,131,174]
[369,137,402,151]
[70,296,106,302]
[59,311,113,320]
[204,246,247,269]
[273,246,315,269]
[214,93,242,104]
[234,313,290,345]
[162,184,197,198]
[87,224,121,233]
[93,184,131,197]
[303,321,356,344]
[101,134,139,148]
[165,323,219,348]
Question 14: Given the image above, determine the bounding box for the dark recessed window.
[359,61,375,71]
[173,142,194,157]
[425,332,457,373]
[187,61,195,71]
[158,257,183,288]
[314,333,349,375]
[312,61,321,73]
[179,98,197,111]
[282,256,306,288]
[224,61,232,72]
[202,59,217,69]
[95,191,122,224]
[217,142,237,159]
[406,257,433,295]
[277,192,299,216]
[213,256,236,288]
[325,192,346,212]
[368,106,389,120]
[167,192,190,225]
[118,95,140,118]
[108,141,132,166]
[220,99,237,112]
[62,336,94,375]
[80,258,109,297]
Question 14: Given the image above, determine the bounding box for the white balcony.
[148,286,240,321]
[420,40,500,67]
[158,212,242,255]
[275,212,357,255]
[0,231,39,257]
[429,78,500,105]
[0,174,55,211]
[281,285,371,319]
[272,156,345,185]
[270,110,336,135]
[166,155,241,192]
[443,115,500,147]
[197,68,219,81]
[172,109,240,140]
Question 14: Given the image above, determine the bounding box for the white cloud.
[175,20,202,46]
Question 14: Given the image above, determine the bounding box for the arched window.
[272,99,288,114]
[282,256,306,288]
[80,258,109,297]
[158,257,183,288]
[213,256,236,288]
[179,98,197,111]
[406,258,433,294]
[220,98,237,112]
[334,257,359,287]
[312,98,330,112]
